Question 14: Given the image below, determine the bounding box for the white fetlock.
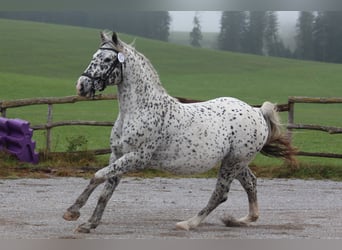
[238,212,259,224]
[237,215,250,224]
[221,215,249,227]
[176,221,190,231]
[176,215,203,231]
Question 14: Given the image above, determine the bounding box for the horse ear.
[112,32,118,45]
[100,31,106,42]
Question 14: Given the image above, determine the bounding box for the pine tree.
[141,11,171,41]
[312,12,327,61]
[264,11,280,56]
[218,11,248,52]
[244,11,267,55]
[190,13,203,47]
[295,11,315,60]
[321,12,342,63]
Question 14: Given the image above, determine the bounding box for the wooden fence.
[1,95,341,159]
[0,94,201,154]
[287,96,342,159]
[1,94,118,153]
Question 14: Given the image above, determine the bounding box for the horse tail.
[260,102,298,166]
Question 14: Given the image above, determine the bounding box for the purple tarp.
[0,117,39,164]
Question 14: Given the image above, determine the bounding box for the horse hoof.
[74,224,91,234]
[63,211,80,221]
[176,221,190,231]
[221,215,249,227]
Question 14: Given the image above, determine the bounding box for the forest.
[1,11,342,63]
[216,11,342,63]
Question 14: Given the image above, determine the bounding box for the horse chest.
[111,113,163,153]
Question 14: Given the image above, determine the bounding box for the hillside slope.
[1,18,341,104]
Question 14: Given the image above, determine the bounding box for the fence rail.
[1,94,117,152]
[288,96,342,104]
[287,124,342,134]
[287,96,342,159]
[1,95,341,159]
[0,94,202,153]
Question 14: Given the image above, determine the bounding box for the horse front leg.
[94,151,150,180]
[63,177,105,221]
[63,152,117,222]
[74,151,151,233]
[75,176,121,233]
[222,167,259,227]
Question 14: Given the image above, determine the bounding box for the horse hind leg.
[176,178,230,230]
[176,159,244,231]
[222,167,259,227]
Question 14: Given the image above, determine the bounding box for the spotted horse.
[63,31,297,233]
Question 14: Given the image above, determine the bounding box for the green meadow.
[0,18,341,175]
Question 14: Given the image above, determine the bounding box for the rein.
[81,47,124,96]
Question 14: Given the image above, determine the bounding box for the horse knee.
[90,176,106,185]
[250,174,257,188]
[94,167,110,180]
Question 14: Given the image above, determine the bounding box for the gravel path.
[0,177,341,239]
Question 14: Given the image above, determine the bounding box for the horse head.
[76,31,125,97]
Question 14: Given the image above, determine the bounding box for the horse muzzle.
[76,76,94,97]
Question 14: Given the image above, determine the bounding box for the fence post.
[46,104,53,153]
[1,108,6,118]
[287,99,295,143]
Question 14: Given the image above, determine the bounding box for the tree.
[144,11,171,41]
[313,11,342,63]
[218,11,248,52]
[313,12,328,61]
[295,11,315,60]
[189,13,203,47]
[264,11,281,56]
[244,11,267,55]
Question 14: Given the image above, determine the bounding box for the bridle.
[81,46,124,96]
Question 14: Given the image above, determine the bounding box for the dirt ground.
[0,177,341,239]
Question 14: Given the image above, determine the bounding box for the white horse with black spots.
[63,31,296,233]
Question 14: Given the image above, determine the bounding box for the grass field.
[0,18,341,176]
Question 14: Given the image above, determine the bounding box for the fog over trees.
[189,13,203,47]
[0,11,171,41]
[1,11,342,62]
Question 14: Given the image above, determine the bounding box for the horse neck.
[117,47,171,112]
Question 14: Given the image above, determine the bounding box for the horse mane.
[102,31,152,75]
[129,38,137,48]
[121,40,165,89]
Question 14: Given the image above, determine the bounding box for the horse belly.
[151,131,230,175]
[151,151,223,175]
